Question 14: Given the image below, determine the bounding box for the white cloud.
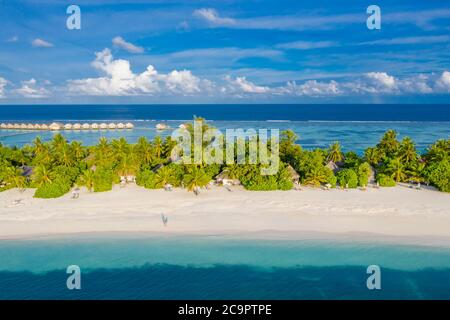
[194,8,235,26]
[31,38,54,48]
[436,71,450,92]
[0,77,8,98]
[225,76,270,94]
[361,35,450,46]
[15,78,50,98]
[68,48,210,96]
[276,41,338,50]
[112,36,144,54]
[364,72,397,92]
[284,80,340,96]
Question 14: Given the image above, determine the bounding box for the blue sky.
[0,0,449,103]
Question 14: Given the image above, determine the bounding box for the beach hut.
[91,123,99,130]
[34,124,42,130]
[108,123,117,129]
[286,164,300,183]
[82,123,91,130]
[99,123,108,130]
[64,123,73,130]
[215,170,240,186]
[125,122,134,129]
[49,122,62,131]
[117,123,125,129]
[27,124,35,130]
[0,123,6,129]
[73,123,82,130]
[326,160,340,174]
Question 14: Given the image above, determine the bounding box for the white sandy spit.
[0,185,449,244]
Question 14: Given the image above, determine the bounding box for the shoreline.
[1,185,449,246]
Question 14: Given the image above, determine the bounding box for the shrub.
[425,160,450,192]
[93,167,115,192]
[136,169,159,189]
[337,169,358,188]
[376,173,396,187]
[327,174,337,188]
[34,179,71,198]
[358,162,372,187]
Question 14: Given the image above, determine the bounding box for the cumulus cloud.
[284,80,340,96]
[67,48,210,96]
[15,78,50,98]
[364,72,397,92]
[436,71,450,92]
[112,36,144,54]
[0,77,8,98]
[194,8,235,26]
[31,38,54,48]
[225,76,270,94]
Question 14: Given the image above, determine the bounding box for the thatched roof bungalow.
[82,123,91,130]
[99,123,108,129]
[27,124,35,130]
[73,123,82,130]
[34,124,42,130]
[49,122,62,130]
[64,123,73,130]
[117,123,125,129]
[326,161,340,174]
[108,123,117,129]
[20,123,28,129]
[125,122,134,129]
[215,170,240,186]
[91,123,99,130]
[286,164,300,183]
[0,123,7,129]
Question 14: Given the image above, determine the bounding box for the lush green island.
[0,119,449,198]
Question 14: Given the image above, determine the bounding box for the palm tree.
[70,141,85,162]
[153,136,163,159]
[387,157,406,182]
[303,166,328,186]
[377,130,399,157]
[32,165,53,187]
[3,166,26,190]
[79,169,95,192]
[136,137,153,165]
[94,137,112,166]
[399,137,417,163]
[112,137,130,160]
[364,147,383,166]
[115,152,138,177]
[327,142,343,163]
[154,166,176,187]
[183,167,210,194]
[32,137,46,156]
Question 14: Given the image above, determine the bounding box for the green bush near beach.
[376,174,396,187]
[337,169,358,188]
[0,120,449,194]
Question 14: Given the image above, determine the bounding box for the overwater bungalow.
[99,123,108,129]
[125,122,134,129]
[41,124,49,130]
[27,124,35,130]
[72,123,82,130]
[34,124,42,130]
[91,123,99,130]
[82,123,91,130]
[117,123,125,129]
[0,123,7,129]
[108,123,117,129]
[156,123,169,130]
[64,123,73,130]
[49,122,62,130]
[6,123,14,129]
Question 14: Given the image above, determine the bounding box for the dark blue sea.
[0,104,449,152]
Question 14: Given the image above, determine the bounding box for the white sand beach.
[0,185,449,244]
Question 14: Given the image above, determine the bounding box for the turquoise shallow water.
[1,120,449,153]
[1,234,450,299]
